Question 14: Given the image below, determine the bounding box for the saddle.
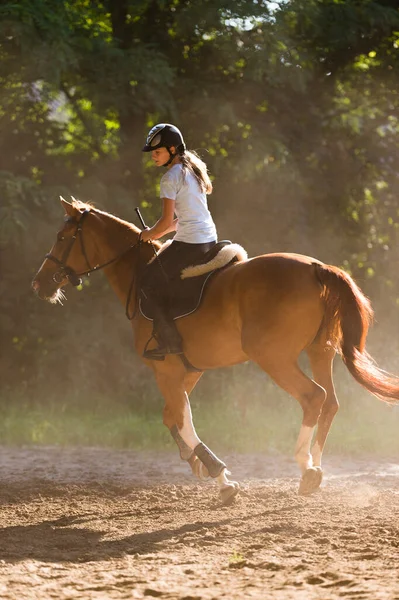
[139,241,247,321]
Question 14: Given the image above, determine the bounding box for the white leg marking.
[178,397,238,496]
[216,468,239,495]
[178,394,201,450]
[295,425,314,473]
[312,441,322,468]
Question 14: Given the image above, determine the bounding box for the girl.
[140,123,217,360]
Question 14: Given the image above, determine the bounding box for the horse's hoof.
[298,467,323,496]
[219,482,240,506]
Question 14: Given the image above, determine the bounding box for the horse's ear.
[60,196,74,216]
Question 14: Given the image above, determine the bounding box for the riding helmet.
[142,123,186,154]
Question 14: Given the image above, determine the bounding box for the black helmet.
[142,123,186,154]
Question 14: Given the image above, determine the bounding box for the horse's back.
[255,251,323,264]
[210,251,323,295]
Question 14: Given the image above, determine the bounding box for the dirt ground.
[0,447,398,600]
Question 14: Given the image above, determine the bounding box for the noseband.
[45,209,140,288]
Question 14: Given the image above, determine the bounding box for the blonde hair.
[180,150,213,194]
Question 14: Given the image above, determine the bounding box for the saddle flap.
[140,269,215,321]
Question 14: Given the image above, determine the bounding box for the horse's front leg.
[155,368,239,505]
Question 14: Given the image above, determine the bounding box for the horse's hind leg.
[254,355,326,495]
[306,344,339,469]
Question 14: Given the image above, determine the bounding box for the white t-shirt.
[160,163,217,243]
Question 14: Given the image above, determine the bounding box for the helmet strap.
[162,148,176,167]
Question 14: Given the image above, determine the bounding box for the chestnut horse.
[32,198,399,504]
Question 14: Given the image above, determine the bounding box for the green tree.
[1,0,398,403]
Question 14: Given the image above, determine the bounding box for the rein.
[45,209,144,320]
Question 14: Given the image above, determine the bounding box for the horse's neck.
[94,213,139,258]
[93,214,149,310]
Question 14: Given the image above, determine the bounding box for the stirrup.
[142,347,166,361]
[142,333,183,361]
[143,333,165,361]
[143,346,183,361]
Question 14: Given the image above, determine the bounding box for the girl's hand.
[140,227,152,243]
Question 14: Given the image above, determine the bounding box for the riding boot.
[143,304,183,360]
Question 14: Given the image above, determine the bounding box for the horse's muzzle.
[31,277,61,301]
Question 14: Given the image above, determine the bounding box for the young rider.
[140,123,217,360]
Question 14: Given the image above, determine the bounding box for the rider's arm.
[161,218,178,235]
[140,198,176,241]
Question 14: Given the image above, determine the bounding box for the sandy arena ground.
[0,446,398,599]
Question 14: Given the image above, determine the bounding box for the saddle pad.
[140,268,218,321]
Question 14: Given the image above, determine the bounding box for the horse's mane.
[71,198,141,234]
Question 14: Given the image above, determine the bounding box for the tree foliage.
[1,0,398,401]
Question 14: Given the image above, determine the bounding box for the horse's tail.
[314,263,399,404]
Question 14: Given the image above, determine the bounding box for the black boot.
[143,307,183,361]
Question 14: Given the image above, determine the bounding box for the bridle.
[44,209,143,319]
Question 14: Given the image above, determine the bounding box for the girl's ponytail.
[180,151,213,194]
